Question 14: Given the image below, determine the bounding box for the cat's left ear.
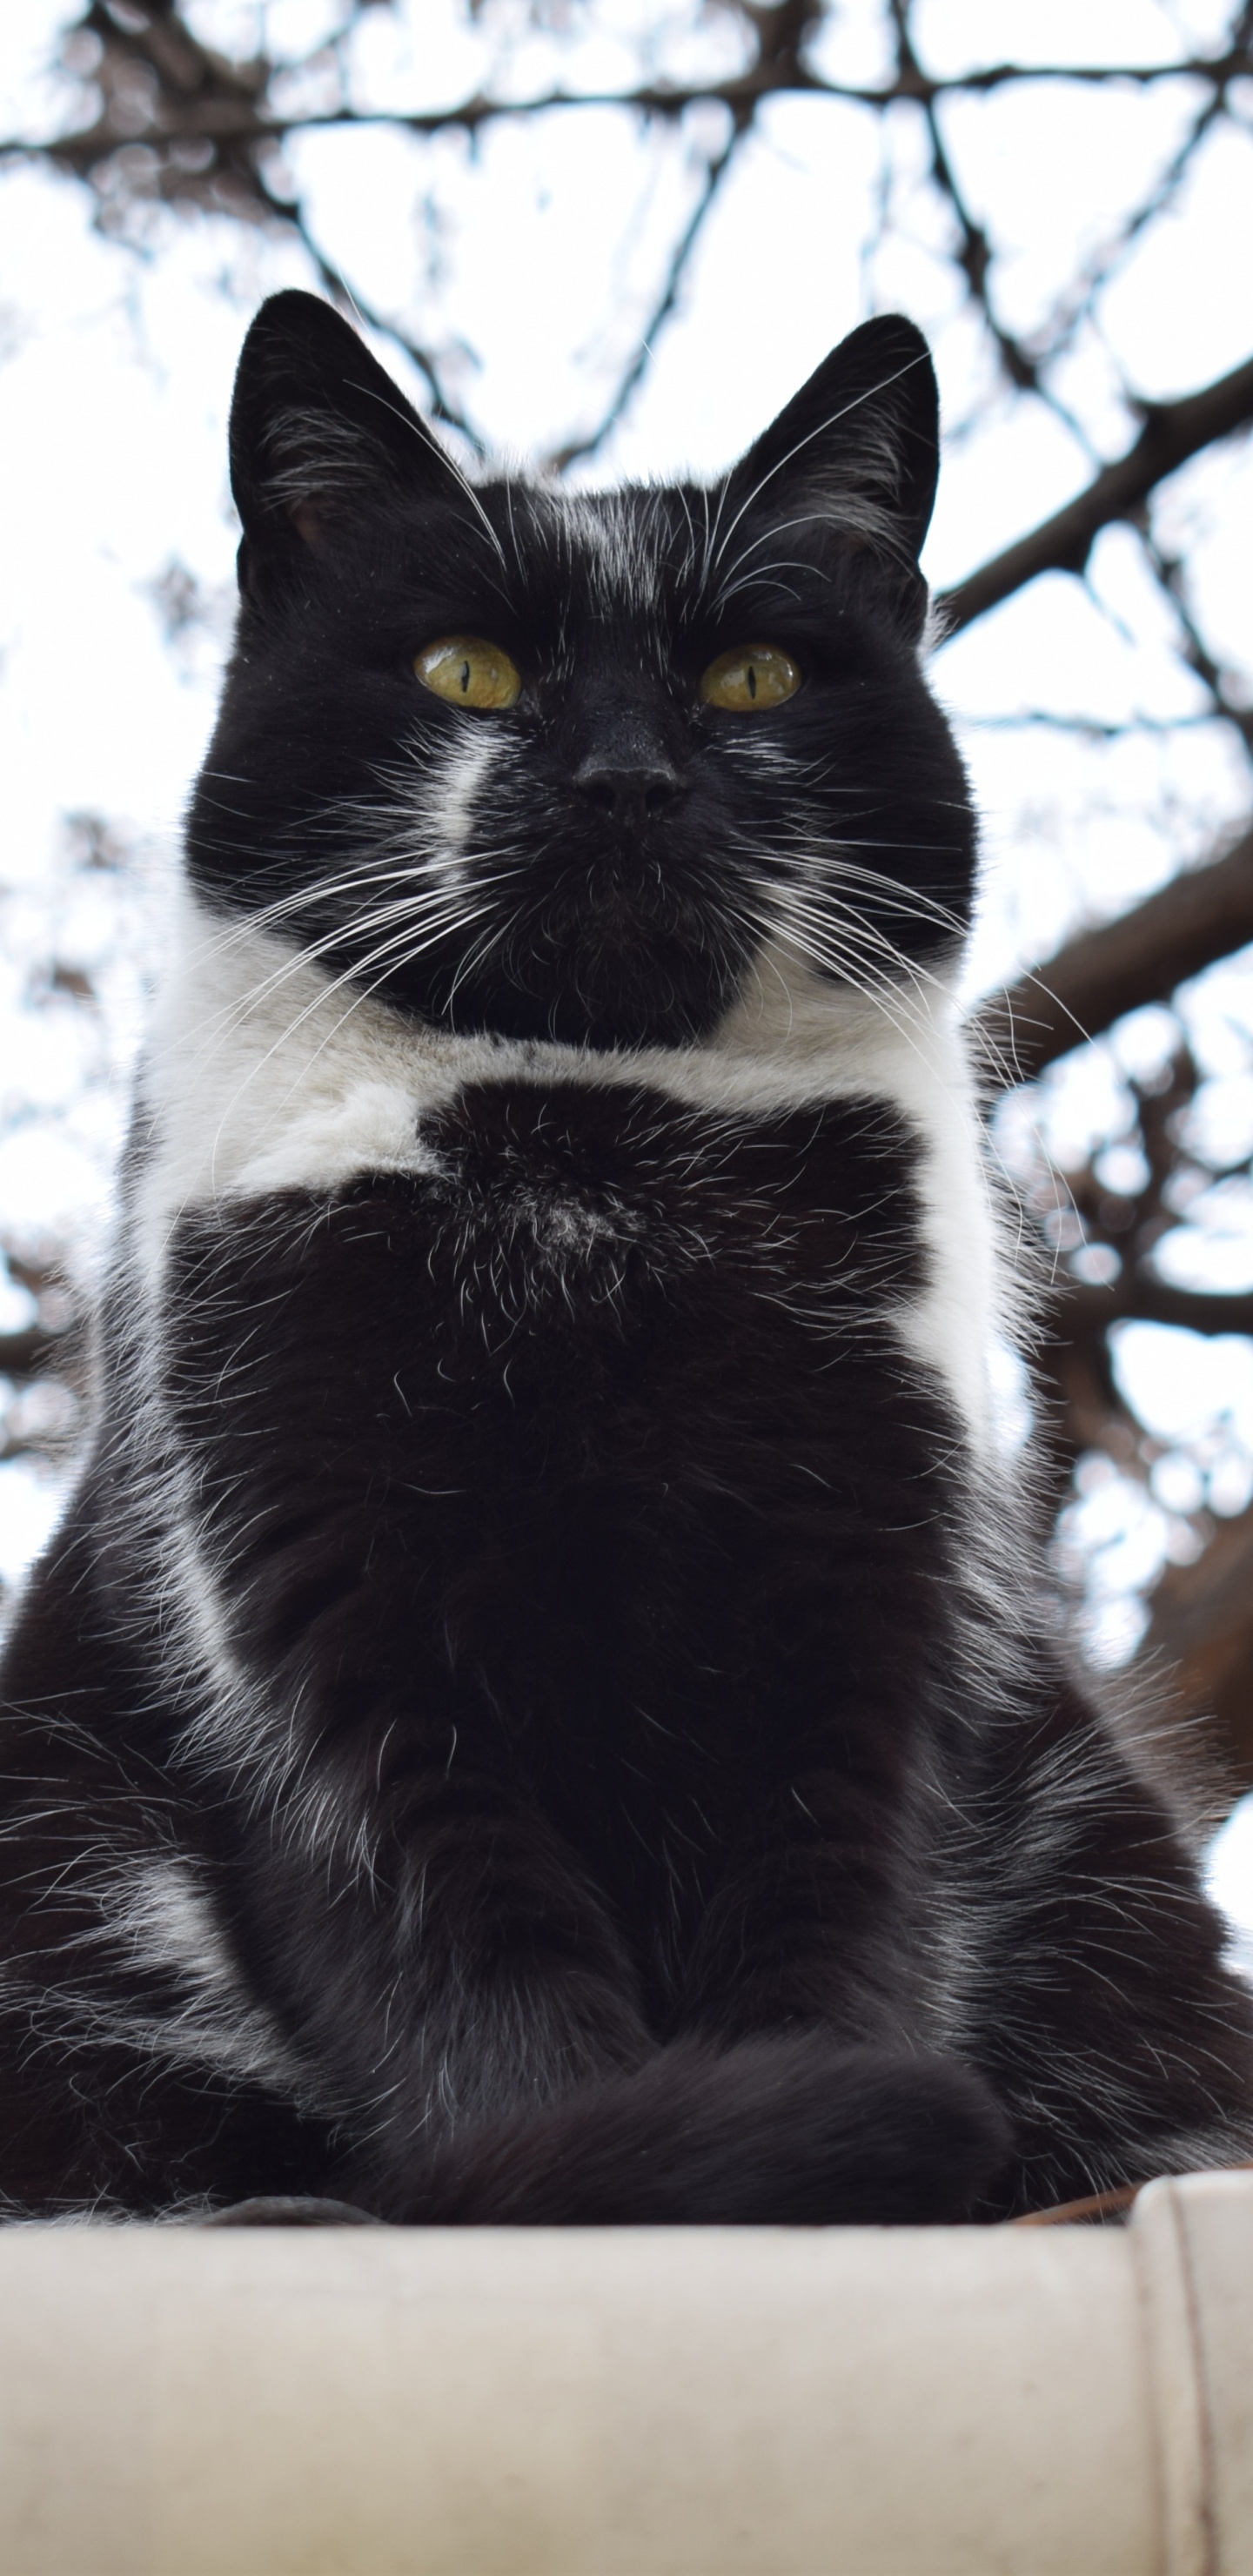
[723,315,939,630]
[229,292,466,599]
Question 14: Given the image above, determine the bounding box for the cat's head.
[189,291,975,1050]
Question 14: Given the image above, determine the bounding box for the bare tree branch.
[1144,1504,1253,1781]
[1138,527,1253,761]
[1031,1043,1252,1392]
[2,0,480,434]
[0,1327,70,1383]
[10,2,1249,199]
[1022,47,1244,379]
[10,2,1249,482]
[25,27,1252,159]
[937,353,1253,636]
[1053,1278,1253,1341]
[546,108,747,472]
[889,0,1044,399]
[977,823,1253,1084]
[238,152,482,441]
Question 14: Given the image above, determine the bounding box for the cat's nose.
[574,750,683,826]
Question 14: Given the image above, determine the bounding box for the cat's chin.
[392,929,748,1052]
[423,982,732,1052]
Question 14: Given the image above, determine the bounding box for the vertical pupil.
[747,663,757,701]
[459,659,471,694]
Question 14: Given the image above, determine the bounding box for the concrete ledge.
[1,2171,1251,2573]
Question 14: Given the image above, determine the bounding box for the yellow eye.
[699,644,801,711]
[413,635,521,710]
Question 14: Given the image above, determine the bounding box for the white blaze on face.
[425,728,499,883]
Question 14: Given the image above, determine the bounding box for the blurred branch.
[1034,1045,1248,1404]
[975,712,1225,737]
[240,157,481,439]
[1139,528,1253,761]
[937,352,1253,636]
[0,1328,70,1383]
[547,106,746,471]
[1057,1280,1253,1339]
[1025,50,1243,377]
[3,0,478,433]
[891,0,1042,399]
[1144,1504,1253,1783]
[7,1,1250,468]
[977,823,1253,1083]
[239,40,1253,128]
[25,0,1248,159]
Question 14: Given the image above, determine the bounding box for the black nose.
[575,750,683,826]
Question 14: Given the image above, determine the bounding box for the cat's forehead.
[486,480,710,621]
[466,476,851,646]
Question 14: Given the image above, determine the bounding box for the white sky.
[1,0,1253,1930]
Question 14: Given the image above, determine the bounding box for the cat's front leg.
[653,1758,1015,2219]
[673,1734,928,2048]
[222,1709,1011,2226]
[223,1729,656,2204]
[967,1678,1253,2211]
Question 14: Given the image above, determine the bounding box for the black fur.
[0,294,1249,2223]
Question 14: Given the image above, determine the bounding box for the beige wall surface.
[0,2172,1250,2576]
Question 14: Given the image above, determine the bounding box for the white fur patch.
[90,1853,312,2096]
[133,888,452,1280]
[134,891,1013,1446]
[565,493,661,618]
[696,952,1008,1446]
[425,728,498,877]
[107,1853,238,1992]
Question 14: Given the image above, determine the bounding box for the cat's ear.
[229,292,462,595]
[724,315,939,622]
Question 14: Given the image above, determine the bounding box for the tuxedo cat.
[1,291,1249,2222]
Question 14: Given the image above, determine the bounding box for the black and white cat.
[1,292,1249,2222]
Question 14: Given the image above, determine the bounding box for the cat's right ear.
[720,315,939,634]
[229,292,460,601]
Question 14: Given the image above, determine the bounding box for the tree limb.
[936,353,1253,636]
[0,1328,72,1383]
[10,3,1249,488]
[546,110,747,473]
[977,824,1253,1084]
[10,1,1248,191]
[1143,1501,1253,1791]
[1049,1278,1253,1341]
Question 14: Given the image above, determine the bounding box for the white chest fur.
[132,889,1010,1449]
